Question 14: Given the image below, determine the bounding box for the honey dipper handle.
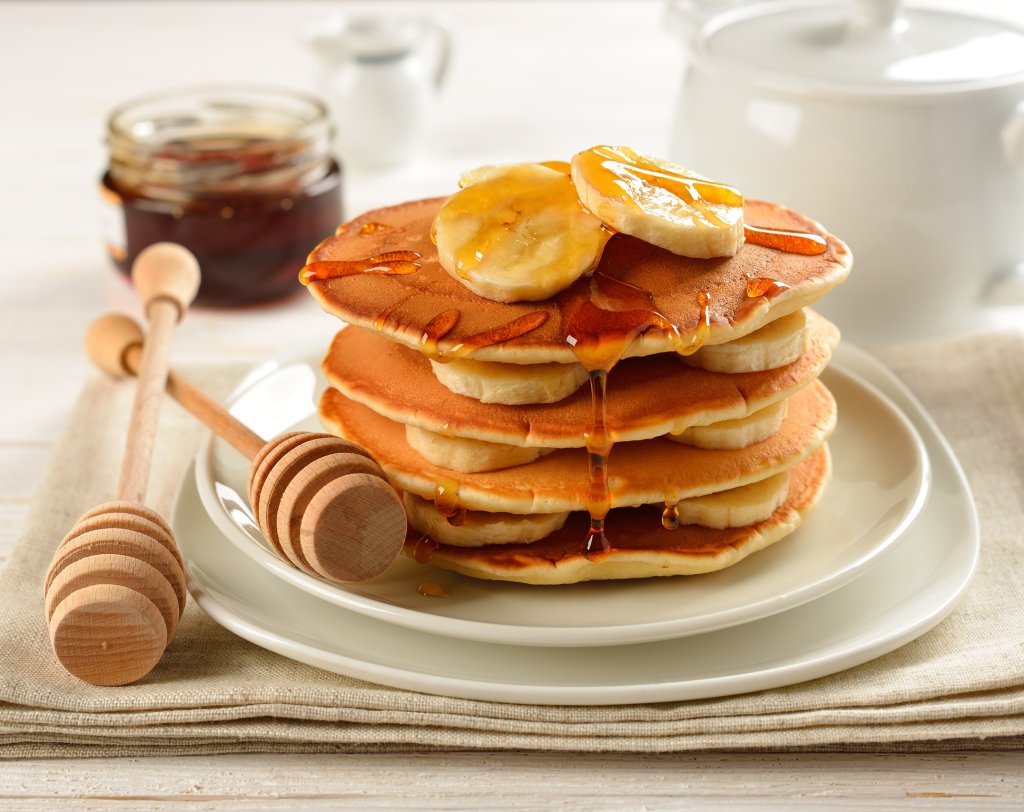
[86,314,266,461]
[115,245,201,503]
[115,298,178,503]
[124,345,266,461]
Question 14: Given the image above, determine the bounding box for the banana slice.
[406,425,550,473]
[670,400,788,450]
[404,493,569,547]
[432,163,610,302]
[571,145,744,258]
[672,470,790,530]
[430,356,588,405]
[684,310,809,373]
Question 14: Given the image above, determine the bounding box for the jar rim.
[105,83,335,202]
[106,83,331,148]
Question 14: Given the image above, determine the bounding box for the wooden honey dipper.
[44,243,200,686]
[85,314,407,588]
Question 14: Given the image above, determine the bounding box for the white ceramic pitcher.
[306,16,450,168]
[668,0,1024,340]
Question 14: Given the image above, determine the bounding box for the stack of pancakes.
[305,195,851,585]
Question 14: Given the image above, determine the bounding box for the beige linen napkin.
[1,333,1023,758]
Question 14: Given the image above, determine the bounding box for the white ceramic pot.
[670,0,1024,340]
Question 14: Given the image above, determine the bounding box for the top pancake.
[305,197,852,365]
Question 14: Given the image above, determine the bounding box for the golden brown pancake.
[319,380,836,514]
[305,197,851,364]
[321,312,838,448]
[411,445,831,584]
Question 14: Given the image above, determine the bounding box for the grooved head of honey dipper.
[132,242,201,320]
[49,583,167,686]
[48,511,187,616]
[84,315,145,378]
[300,473,407,583]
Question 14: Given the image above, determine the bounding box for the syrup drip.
[560,273,711,557]
[372,292,418,333]
[417,581,450,598]
[412,535,438,565]
[420,309,462,356]
[661,502,681,531]
[359,221,393,236]
[744,224,827,255]
[745,277,792,299]
[583,368,612,557]
[433,480,462,520]
[299,250,422,284]
[419,309,549,362]
[677,290,714,357]
[446,508,468,527]
[540,160,571,174]
[447,312,549,359]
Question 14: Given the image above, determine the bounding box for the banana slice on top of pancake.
[571,145,745,259]
[432,163,611,302]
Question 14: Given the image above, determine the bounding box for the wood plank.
[0,752,1022,809]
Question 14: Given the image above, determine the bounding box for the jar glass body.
[103,85,343,306]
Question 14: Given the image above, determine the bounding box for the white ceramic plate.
[193,344,929,646]
[175,344,978,704]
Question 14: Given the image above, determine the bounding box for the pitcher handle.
[424,19,452,90]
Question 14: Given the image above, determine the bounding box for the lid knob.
[849,0,903,35]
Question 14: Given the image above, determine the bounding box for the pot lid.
[697,0,1024,93]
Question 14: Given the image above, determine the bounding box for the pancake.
[410,445,831,584]
[321,311,839,448]
[305,197,851,364]
[405,468,792,545]
[318,379,836,514]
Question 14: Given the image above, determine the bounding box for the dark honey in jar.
[102,85,342,306]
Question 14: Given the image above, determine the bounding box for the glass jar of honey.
[102,85,343,306]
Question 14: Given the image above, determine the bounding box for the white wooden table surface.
[3,1,1023,807]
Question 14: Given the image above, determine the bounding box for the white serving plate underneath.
[175,342,976,704]
[194,343,929,646]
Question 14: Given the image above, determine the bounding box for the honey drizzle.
[433,480,462,521]
[439,165,610,280]
[744,224,827,255]
[359,221,393,235]
[419,309,549,362]
[417,581,450,598]
[420,309,462,356]
[745,277,792,299]
[661,502,681,531]
[448,312,549,358]
[372,292,418,333]
[575,146,743,230]
[299,250,422,284]
[412,535,438,565]
[560,273,711,557]
[583,368,613,555]
[540,160,571,174]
